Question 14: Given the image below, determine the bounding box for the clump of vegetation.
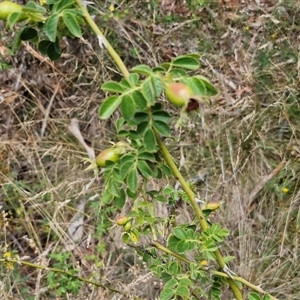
[1,1,300,299]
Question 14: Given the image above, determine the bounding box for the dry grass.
[1,1,300,299]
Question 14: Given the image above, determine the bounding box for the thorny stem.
[0,258,143,300]
[153,242,279,300]
[154,131,243,299]
[75,0,130,80]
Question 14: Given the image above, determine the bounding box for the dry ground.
[1,1,300,299]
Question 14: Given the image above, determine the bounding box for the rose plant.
[0,1,278,300]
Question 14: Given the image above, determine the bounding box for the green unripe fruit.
[116,216,129,226]
[0,1,22,20]
[165,82,193,108]
[123,221,132,232]
[96,147,120,167]
[203,202,220,211]
[96,141,128,168]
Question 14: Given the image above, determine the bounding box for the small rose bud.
[203,202,220,211]
[200,260,208,266]
[129,232,138,243]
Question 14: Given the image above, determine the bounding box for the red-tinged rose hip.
[116,216,129,226]
[165,82,193,108]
